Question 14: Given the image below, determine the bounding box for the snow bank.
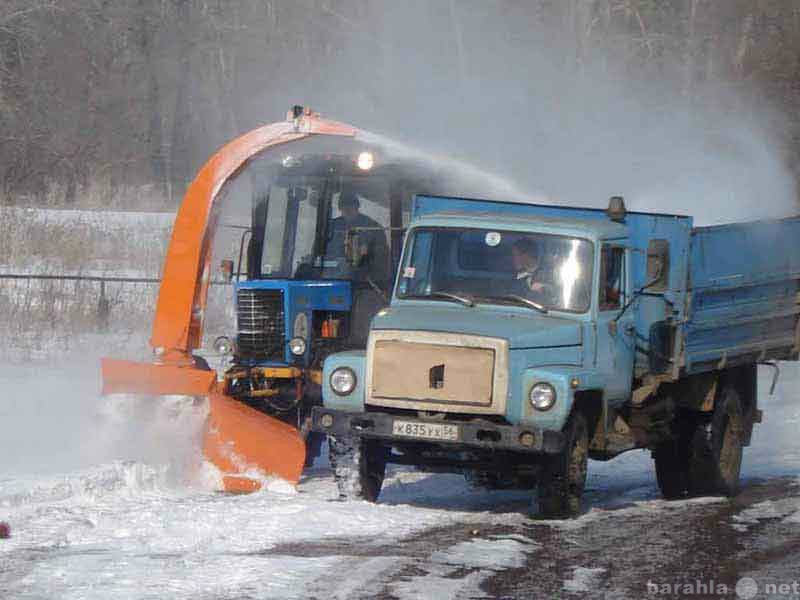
[563,566,607,593]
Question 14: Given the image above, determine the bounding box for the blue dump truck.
[311,194,800,517]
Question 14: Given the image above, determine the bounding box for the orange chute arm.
[150,114,357,361]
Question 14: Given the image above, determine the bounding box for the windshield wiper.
[428,291,476,307]
[490,294,549,314]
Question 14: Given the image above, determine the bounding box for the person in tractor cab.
[327,189,390,346]
[511,237,556,304]
[328,189,388,283]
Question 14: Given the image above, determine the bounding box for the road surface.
[1,363,798,599]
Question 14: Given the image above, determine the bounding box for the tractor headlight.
[213,336,233,355]
[330,367,357,396]
[529,383,556,411]
[289,337,307,356]
[356,151,374,171]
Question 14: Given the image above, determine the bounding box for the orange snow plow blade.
[205,391,306,490]
[101,358,307,490]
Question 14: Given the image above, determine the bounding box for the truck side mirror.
[647,239,670,291]
[220,259,234,282]
[648,321,675,374]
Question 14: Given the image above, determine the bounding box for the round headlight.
[212,336,233,355]
[330,367,357,396]
[529,383,556,411]
[356,151,374,171]
[289,337,307,356]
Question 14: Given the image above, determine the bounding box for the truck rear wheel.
[536,411,588,518]
[653,416,691,499]
[465,469,524,490]
[653,439,690,499]
[328,435,387,502]
[688,384,744,497]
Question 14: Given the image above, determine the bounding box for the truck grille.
[236,289,285,361]
[366,330,509,416]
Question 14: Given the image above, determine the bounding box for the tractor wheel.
[536,411,588,518]
[329,435,387,502]
[688,383,744,497]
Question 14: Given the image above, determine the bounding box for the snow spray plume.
[0,359,207,487]
[231,3,796,225]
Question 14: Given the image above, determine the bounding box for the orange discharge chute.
[100,111,358,491]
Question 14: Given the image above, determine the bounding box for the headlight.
[289,337,307,356]
[356,151,374,171]
[529,383,556,410]
[212,336,233,355]
[330,367,357,396]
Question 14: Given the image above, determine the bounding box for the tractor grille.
[236,289,285,361]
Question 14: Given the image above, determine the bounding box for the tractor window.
[599,245,625,311]
[260,186,319,277]
[253,174,393,285]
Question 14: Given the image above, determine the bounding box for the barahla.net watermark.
[647,577,800,598]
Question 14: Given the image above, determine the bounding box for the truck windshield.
[397,227,594,313]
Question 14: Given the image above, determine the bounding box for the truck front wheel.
[328,435,388,502]
[536,411,588,518]
[688,383,744,497]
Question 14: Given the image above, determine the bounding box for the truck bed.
[683,216,800,373]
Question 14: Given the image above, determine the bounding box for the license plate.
[392,420,460,441]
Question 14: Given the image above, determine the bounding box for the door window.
[599,246,625,311]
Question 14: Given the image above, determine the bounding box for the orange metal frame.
[153,114,358,362]
[101,111,359,488]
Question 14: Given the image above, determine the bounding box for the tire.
[328,435,387,502]
[536,411,589,518]
[653,440,690,499]
[653,417,691,500]
[464,469,518,490]
[688,383,744,497]
[304,431,326,468]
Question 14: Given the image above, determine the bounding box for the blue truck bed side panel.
[684,216,800,372]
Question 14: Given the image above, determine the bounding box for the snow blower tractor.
[100,106,457,492]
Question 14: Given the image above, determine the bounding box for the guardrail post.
[97,280,110,332]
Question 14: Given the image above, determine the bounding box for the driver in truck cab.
[510,237,555,302]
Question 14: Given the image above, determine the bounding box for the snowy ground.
[1,361,799,599]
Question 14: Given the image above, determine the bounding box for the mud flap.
[101,358,306,491]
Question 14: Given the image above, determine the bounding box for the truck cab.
[312,194,800,517]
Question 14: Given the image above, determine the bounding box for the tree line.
[0,0,798,208]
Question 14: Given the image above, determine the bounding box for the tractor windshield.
[397,227,594,313]
[247,146,397,289]
[253,169,390,285]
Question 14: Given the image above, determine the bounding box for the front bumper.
[310,407,564,454]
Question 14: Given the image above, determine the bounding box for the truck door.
[595,243,635,404]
